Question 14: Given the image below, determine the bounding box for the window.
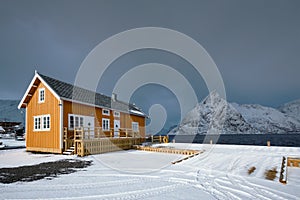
[113,111,120,118]
[80,117,84,128]
[132,122,139,132]
[102,118,110,131]
[69,115,74,129]
[34,117,41,130]
[43,115,50,129]
[68,114,84,129]
[38,88,45,103]
[34,114,50,131]
[102,109,110,116]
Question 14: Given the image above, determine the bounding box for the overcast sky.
[1,0,300,130]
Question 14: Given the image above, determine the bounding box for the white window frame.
[38,88,45,103]
[132,122,139,132]
[34,116,41,130]
[68,114,84,130]
[113,111,120,118]
[102,118,110,131]
[102,109,110,116]
[33,114,50,131]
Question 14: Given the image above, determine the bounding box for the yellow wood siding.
[120,113,145,137]
[63,101,145,137]
[26,81,61,153]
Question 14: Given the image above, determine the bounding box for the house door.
[114,120,120,137]
[84,116,94,138]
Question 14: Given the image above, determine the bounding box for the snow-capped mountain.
[170,92,300,135]
[169,92,259,135]
[278,99,300,122]
[0,100,25,124]
[232,103,300,134]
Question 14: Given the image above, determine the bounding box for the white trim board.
[18,71,61,109]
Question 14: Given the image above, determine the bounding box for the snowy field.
[0,143,300,199]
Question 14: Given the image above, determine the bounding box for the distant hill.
[233,103,300,134]
[0,100,25,124]
[278,99,300,121]
[169,92,300,135]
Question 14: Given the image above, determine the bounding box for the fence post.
[81,127,85,140]
[63,127,67,150]
[74,128,76,140]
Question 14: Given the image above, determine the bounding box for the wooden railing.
[63,127,144,156]
[72,127,140,140]
[64,127,140,140]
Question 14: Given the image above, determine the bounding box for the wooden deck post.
[63,127,68,150]
[81,127,85,140]
[87,127,90,139]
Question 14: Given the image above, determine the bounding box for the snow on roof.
[129,109,146,117]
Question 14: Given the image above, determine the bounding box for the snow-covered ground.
[0,137,25,148]
[1,144,300,199]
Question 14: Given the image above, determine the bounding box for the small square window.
[102,109,110,116]
[114,111,120,118]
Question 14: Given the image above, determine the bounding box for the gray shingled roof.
[39,73,146,117]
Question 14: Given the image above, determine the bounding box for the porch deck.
[63,127,144,156]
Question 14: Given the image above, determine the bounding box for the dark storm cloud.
[1,0,300,130]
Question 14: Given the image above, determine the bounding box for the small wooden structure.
[279,157,300,184]
[151,135,169,143]
[0,121,22,132]
[287,157,300,167]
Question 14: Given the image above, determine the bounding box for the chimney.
[112,93,117,101]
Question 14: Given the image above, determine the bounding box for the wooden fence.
[151,135,169,143]
[134,145,200,156]
[279,157,300,184]
[64,127,144,156]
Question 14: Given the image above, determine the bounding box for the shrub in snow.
[264,167,278,181]
[248,166,256,175]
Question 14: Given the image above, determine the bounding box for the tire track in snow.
[226,175,299,200]
[196,169,298,200]
[9,183,183,200]
[0,177,159,194]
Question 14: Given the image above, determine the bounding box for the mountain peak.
[170,94,300,135]
[170,92,258,135]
